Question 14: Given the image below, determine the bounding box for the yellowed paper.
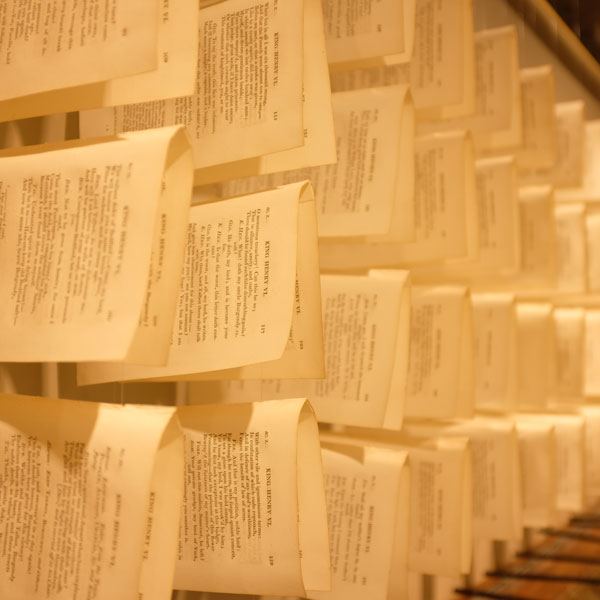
[471,293,518,413]
[174,398,330,597]
[418,26,522,153]
[554,203,586,293]
[407,436,472,576]
[586,211,600,292]
[579,406,600,501]
[194,0,337,184]
[520,101,585,189]
[324,0,413,68]
[0,0,158,101]
[319,130,475,270]
[553,307,585,401]
[517,185,556,286]
[0,0,198,122]
[0,392,182,600]
[409,154,518,283]
[514,418,558,528]
[316,429,472,578]
[0,125,193,363]
[518,413,586,513]
[188,270,411,430]
[405,286,474,420]
[309,440,409,600]
[80,0,304,169]
[78,182,323,384]
[515,66,557,170]
[221,85,414,239]
[557,120,600,202]
[516,303,555,410]
[584,309,600,397]
[329,0,475,120]
[404,418,523,542]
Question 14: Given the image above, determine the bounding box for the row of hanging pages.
[2,0,600,599]
[4,391,600,600]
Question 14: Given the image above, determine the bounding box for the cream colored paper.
[0,0,158,101]
[318,429,472,578]
[586,211,600,292]
[579,405,600,501]
[309,440,409,600]
[409,154,519,283]
[194,0,337,184]
[329,0,475,120]
[324,0,414,68]
[174,398,330,597]
[220,85,414,239]
[319,130,475,270]
[553,307,585,400]
[514,418,558,528]
[554,203,587,293]
[302,270,411,428]
[78,182,323,384]
[515,66,557,170]
[584,309,600,397]
[407,436,472,576]
[0,393,182,600]
[188,270,411,430]
[0,0,198,122]
[518,413,586,513]
[80,0,304,170]
[516,303,555,410]
[473,156,520,273]
[521,101,585,189]
[418,26,522,153]
[517,185,556,286]
[404,418,523,542]
[0,125,193,363]
[471,293,518,413]
[405,285,474,419]
[557,120,600,202]
[553,102,586,188]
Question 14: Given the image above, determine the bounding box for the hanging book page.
[516,303,555,411]
[310,436,410,600]
[329,0,476,120]
[514,418,558,528]
[404,417,523,542]
[319,130,475,270]
[219,85,415,240]
[471,293,518,413]
[553,307,585,402]
[80,0,305,170]
[174,398,330,597]
[78,182,324,384]
[324,0,415,69]
[515,65,557,171]
[418,26,522,153]
[554,203,587,293]
[195,0,337,184]
[520,101,585,189]
[0,0,159,101]
[0,0,198,122]
[188,269,411,430]
[0,125,193,363]
[404,285,474,420]
[0,392,183,600]
[557,120,600,202]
